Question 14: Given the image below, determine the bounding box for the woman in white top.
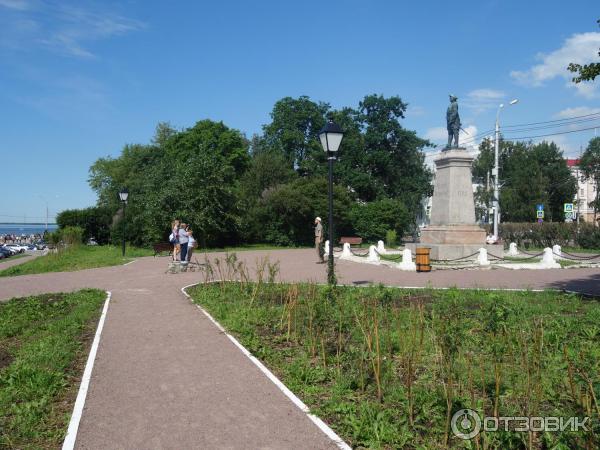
[186,229,196,262]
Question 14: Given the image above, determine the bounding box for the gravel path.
[0,249,598,449]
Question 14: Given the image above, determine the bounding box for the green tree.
[246,177,354,246]
[568,19,600,83]
[56,207,113,244]
[579,136,600,220]
[499,141,576,222]
[262,96,329,174]
[472,137,495,180]
[354,95,433,208]
[349,198,412,243]
[240,135,297,199]
[88,120,250,247]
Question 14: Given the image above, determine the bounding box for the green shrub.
[61,226,84,246]
[56,206,113,244]
[498,222,600,249]
[47,226,84,248]
[350,199,411,243]
[246,177,354,246]
[385,229,397,248]
[576,223,600,248]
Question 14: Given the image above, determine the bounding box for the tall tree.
[498,141,576,222]
[579,136,600,220]
[88,120,250,247]
[356,95,433,208]
[262,96,329,174]
[332,95,432,208]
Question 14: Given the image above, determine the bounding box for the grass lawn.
[0,289,106,448]
[0,245,153,277]
[524,246,600,254]
[189,281,600,449]
[502,256,585,268]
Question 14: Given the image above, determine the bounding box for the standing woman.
[179,223,189,262]
[170,219,180,261]
[186,229,196,262]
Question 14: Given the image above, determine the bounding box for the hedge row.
[495,222,600,249]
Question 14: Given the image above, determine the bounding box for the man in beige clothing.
[314,217,324,263]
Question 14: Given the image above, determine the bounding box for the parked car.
[0,246,15,257]
[34,241,48,250]
[4,244,26,253]
[86,238,98,246]
[1,245,18,255]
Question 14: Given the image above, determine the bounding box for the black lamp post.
[318,119,344,285]
[118,188,129,256]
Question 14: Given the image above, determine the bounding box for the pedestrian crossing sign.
[564,203,574,212]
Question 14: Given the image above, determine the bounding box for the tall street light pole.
[118,188,129,257]
[493,99,518,242]
[319,119,344,285]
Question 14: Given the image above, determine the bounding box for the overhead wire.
[430,109,600,148]
[502,111,600,128]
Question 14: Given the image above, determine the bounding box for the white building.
[566,159,597,223]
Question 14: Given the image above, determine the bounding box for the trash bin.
[416,247,431,273]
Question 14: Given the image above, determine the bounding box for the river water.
[0,223,58,235]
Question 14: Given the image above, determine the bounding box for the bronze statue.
[446,94,461,148]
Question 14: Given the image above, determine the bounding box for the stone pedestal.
[411,147,500,260]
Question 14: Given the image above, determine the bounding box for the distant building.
[566,159,597,223]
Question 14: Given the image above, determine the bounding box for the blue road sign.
[536,204,544,211]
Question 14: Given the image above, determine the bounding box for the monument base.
[405,243,503,261]
[420,224,486,245]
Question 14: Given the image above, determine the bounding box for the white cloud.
[0,0,30,10]
[424,127,447,141]
[0,1,144,58]
[554,106,600,119]
[409,105,426,117]
[462,88,506,114]
[510,32,600,98]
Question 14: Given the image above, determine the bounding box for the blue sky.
[1,0,599,222]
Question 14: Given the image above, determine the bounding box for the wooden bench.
[153,242,173,257]
[339,236,363,246]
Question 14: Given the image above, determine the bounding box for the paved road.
[0,249,598,449]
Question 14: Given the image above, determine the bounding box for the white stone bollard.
[477,248,490,266]
[398,249,416,271]
[324,240,330,256]
[552,244,562,259]
[508,242,519,256]
[367,245,380,263]
[377,240,387,255]
[541,248,561,268]
[340,242,352,259]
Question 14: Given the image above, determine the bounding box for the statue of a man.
[446,94,461,148]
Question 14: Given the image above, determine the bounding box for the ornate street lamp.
[318,119,344,285]
[118,188,129,256]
